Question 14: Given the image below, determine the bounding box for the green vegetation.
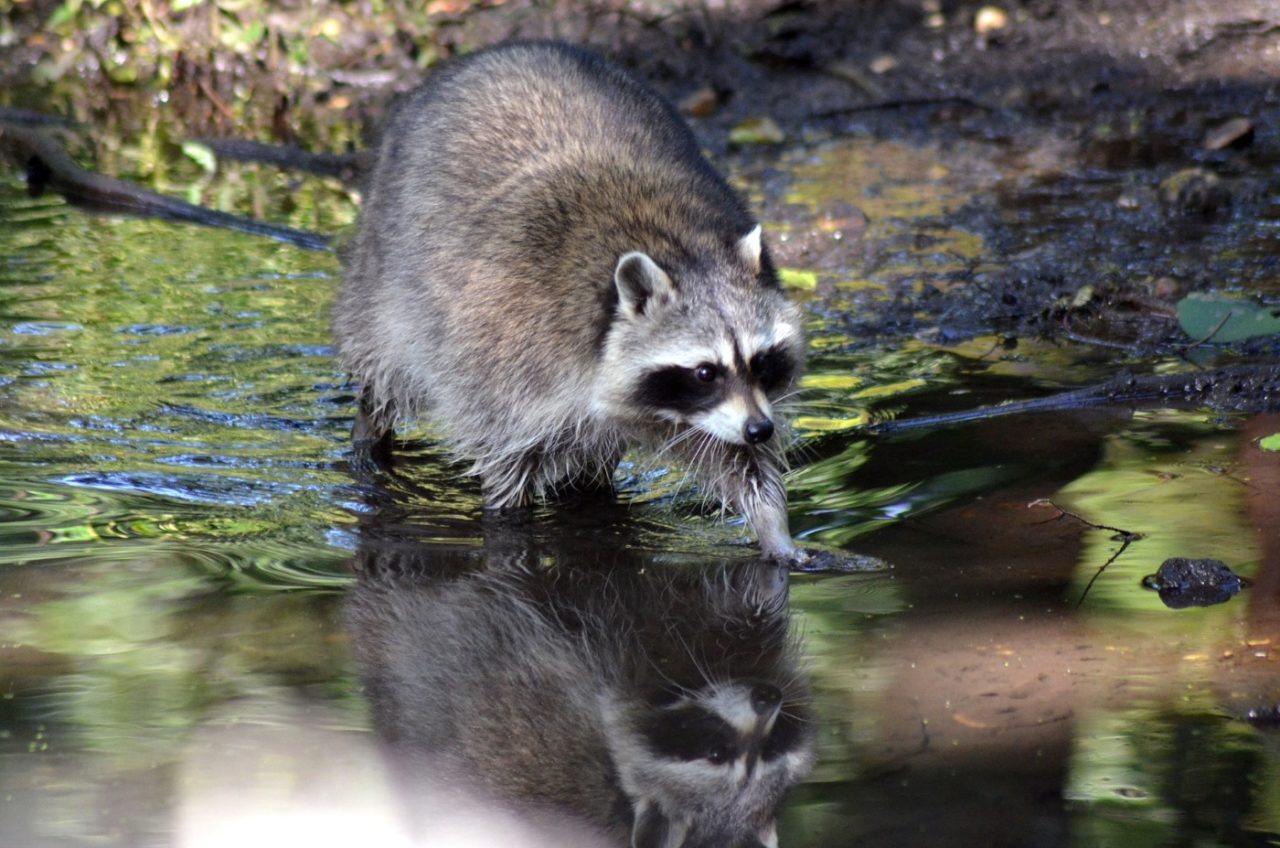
[2,0,448,136]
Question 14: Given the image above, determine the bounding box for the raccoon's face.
[606,677,814,848]
[599,226,805,447]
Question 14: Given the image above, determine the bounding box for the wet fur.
[336,42,804,555]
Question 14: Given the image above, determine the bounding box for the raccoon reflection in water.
[345,549,814,848]
[336,41,813,563]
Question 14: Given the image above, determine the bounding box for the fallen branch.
[192,137,369,185]
[868,364,1280,435]
[0,124,331,251]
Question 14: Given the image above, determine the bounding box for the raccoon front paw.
[791,548,890,573]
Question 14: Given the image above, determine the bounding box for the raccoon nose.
[750,684,782,716]
[744,418,774,444]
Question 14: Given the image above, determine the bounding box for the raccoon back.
[336,42,757,438]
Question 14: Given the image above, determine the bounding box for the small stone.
[1150,276,1179,299]
[1203,117,1254,151]
[728,116,785,146]
[1245,706,1280,727]
[678,85,718,118]
[870,54,898,74]
[1116,191,1142,209]
[1158,168,1230,217]
[975,6,1009,35]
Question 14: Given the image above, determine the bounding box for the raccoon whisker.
[659,435,705,504]
[776,706,815,726]
[670,625,717,691]
[640,425,705,497]
[683,431,721,511]
[645,660,695,700]
[785,437,821,468]
[655,425,701,459]
[771,386,817,406]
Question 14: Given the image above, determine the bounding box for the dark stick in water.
[0,124,331,251]
[191,137,369,186]
[868,364,1280,434]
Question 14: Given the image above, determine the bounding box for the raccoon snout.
[750,683,782,716]
[744,418,774,445]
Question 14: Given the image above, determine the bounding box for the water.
[1,123,1278,847]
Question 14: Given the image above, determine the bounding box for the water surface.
[1,123,1277,847]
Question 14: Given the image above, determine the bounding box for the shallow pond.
[1,122,1278,848]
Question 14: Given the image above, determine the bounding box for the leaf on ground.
[1175,292,1280,343]
[793,413,868,431]
[851,378,928,400]
[180,141,217,174]
[729,116,784,145]
[1259,433,1280,452]
[777,267,818,289]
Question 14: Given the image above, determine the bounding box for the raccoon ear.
[631,800,689,848]
[736,223,763,273]
[615,251,676,319]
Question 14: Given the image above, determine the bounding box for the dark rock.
[1141,557,1246,608]
[1158,168,1231,217]
[1245,705,1280,728]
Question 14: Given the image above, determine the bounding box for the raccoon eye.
[761,707,805,761]
[706,743,736,765]
[693,363,718,383]
[634,365,723,415]
[750,345,795,394]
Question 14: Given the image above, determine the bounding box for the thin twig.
[1183,311,1233,352]
[814,95,994,119]
[1027,499,1144,608]
[197,77,237,124]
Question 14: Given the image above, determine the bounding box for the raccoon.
[335,42,807,561]
[346,555,813,848]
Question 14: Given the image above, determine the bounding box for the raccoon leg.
[677,437,806,563]
[736,457,806,564]
[744,498,803,563]
[479,449,543,509]
[352,386,395,469]
[552,448,621,503]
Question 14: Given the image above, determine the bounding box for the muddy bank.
[4,1,1279,352]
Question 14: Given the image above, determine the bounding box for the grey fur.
[336,42,806,559]
[346,559,813,848]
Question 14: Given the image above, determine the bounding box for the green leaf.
[1176,292,1280,343]
[242,21,266,45]
[46,0,84,29]
[728,116,785,145]
[180,141,217,174]
[1260,433,1280,452]
[778,267,818,290]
